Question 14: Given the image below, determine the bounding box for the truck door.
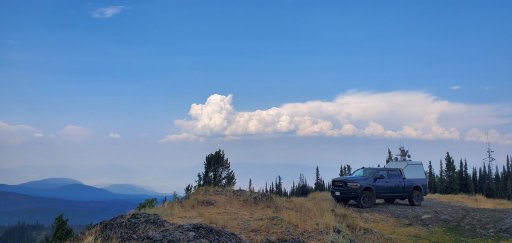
[373,170,390,196]
[387,170,404,195]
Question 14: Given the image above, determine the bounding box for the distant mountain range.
[0,178,170,225]
[102,184,164,196]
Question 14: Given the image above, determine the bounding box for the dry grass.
[147,188,468,242]
[149,188,359,242]
[427,194,512,209]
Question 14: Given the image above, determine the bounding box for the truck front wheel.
[408,190,423,206]
[357,191,374,208]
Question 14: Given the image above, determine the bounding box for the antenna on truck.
[396,146,411,161]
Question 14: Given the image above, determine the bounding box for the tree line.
[184,149,511,201]
[427,152,512,200]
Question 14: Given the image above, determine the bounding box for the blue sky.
[1,1,511,193]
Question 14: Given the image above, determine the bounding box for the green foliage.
[290,173,313,197]
[196,150,236,188]
[136,198,157,211]
[0,222,48,243]
[427,161,437,193]
[184,184,193,199]
[339,164,352,176]
[51,214,74,243]
[426,152,512,200]
[444,152,459,194]
[386,148,393,164]
[314,166,326,192]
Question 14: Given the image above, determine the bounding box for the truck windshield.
[351,168,377,177]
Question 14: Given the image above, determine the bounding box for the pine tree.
[485,162,495,198]
[184,184,193,199]
[51,214,74,243]
[197,150,236,188]
[339,164,345,176]
[248,178,253,192]
[314,166,325,192]
[427,161,436,193]
[275,176,283,196]
[495,166,501,198]
[438,160,446,194]
[464,160,474,194]
[444,152,458,194]
[472,166,478,194]
[386,148,393,164]
[458,159,466,193]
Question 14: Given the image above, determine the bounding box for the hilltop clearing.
[77,188,512,242]
[145,188,512,242]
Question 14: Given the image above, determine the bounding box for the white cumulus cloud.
[91,6,125,18]
[57,125,92,142]
[161,91,512,143]
[450,85,461,90]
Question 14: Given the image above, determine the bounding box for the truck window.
[351,168,377,177]
[388,170,402,179]
[377,171,387,178]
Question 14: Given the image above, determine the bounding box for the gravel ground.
[348,198,512,240]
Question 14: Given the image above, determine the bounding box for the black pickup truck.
[331,161,428,208]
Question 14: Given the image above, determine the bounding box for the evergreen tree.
[485,162,495,198]
[184,184,193,199]
[197,150,236,188]
[51,214,74,243]
[472,166,478,194]
[296,173,312,197]
[458,159,466,193]
[386,148,393,164]
[248,178,253,192]
[438,159,446,194]
[427,161,436,193]
[444,152,458,194]
[464,161,474,194]
[314,166,325,191]
[275,176,283,196]
[339,164,345,176]
[347,165,352,175]
[495,166,501,198]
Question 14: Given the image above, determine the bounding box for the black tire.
[357,191,374,208]
[384,198,395,204]
[408,190,423,206]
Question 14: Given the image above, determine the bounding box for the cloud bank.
[0,121,42,145]
[56,125,91,142]
[163,91,512,144]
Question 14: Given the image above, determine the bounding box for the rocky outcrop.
[77,213,245,243]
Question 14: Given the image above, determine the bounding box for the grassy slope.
[147,188,512,242]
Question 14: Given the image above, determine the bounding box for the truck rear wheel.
[408,190,423,206]
[357,191,374,208]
